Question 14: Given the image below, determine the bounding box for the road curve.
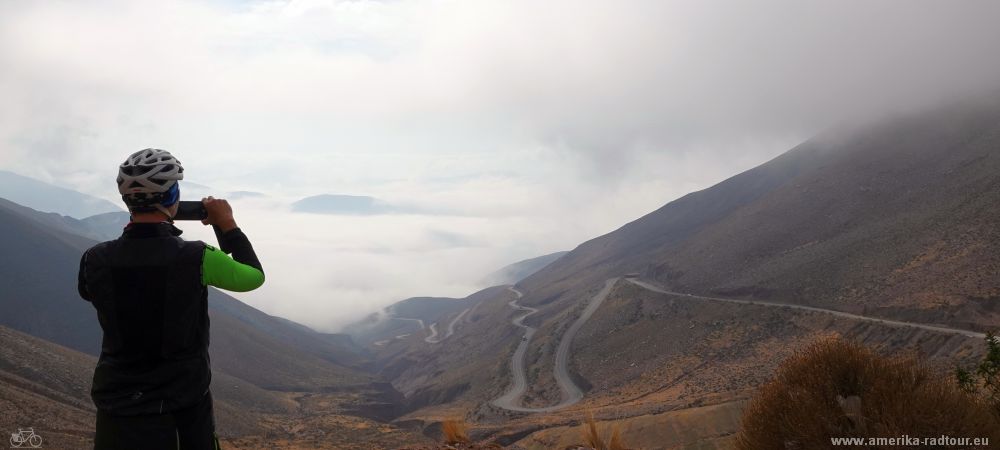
[491,286,539,411]
[423,323,440,343]
[425,308,470,344]
[489,276,986,414]
[445,309,470,337]
[492,279,619,412]
[627,278,987,339]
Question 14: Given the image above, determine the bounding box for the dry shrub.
[957,332,1000,414]
[736,337,1000,450]
[442,419,470,445]
[577,412,631,450]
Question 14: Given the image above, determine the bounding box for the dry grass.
[574,412,631,450]
[441,419,470,445]
[736,337,1000,449]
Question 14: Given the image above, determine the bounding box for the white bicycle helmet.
[117,148,184,214]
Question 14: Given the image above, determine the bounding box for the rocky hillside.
[370,96,1000,447]
[521,97,1000,330]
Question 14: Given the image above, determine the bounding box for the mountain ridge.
[0,170,123,219]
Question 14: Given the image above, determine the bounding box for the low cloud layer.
[2,0,999,330]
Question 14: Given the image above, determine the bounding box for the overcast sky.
[2,0,999,330]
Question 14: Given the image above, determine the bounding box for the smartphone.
[174,201,207,221]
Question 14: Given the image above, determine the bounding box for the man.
[78,148,265,449]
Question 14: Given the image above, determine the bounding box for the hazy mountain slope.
[208,307,370,390]
[0,170,122,218]
[0,197,104,250]
[370,286,518,410]
[347,250,568,349]
[378,97,1000,439]
[209,290,370,370]
[345,296,473,346]
[79,211,131,241]
[344,313,428,348]
[0,197,372,391]
[0,200,104,354]
[388,296,470,322]
[518,97,1000,331]
[480,251,568,286]
[0,197,128,243]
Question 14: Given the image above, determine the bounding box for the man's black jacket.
[78,222,262,416]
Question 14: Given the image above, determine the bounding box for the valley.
[2,95,1000,448]
[350,96,1000,448]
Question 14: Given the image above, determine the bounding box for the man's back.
[79,222,210,416]
[78,148,264,449]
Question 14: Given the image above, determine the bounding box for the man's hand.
[201,196,238,232]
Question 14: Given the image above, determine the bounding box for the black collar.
[122,222,184,238]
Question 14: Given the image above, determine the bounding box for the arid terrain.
[347,96,1000,448]
[2,96,1000,448]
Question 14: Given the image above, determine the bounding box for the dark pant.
[94,392,219,450]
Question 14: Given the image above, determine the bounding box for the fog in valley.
[2,0,999,330]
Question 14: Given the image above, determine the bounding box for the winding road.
[492,279,618,412]
[627,278,987,339]
[490,276,987,413]
[423,323,439,343]
[490,286,540,411]
[446,309,470,336]
[424,308,470,343]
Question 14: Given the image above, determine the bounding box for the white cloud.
[2,0,999,330]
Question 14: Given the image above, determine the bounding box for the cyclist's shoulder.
[82,239,117,258]
[174,237,208,253]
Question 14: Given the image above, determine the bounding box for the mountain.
[0,324,434,448]
[361,286,517,410]
[344,295,472,347]
[292,194,391,215]
[0,198,104,354]
[387,296,472,322]
[79,211,131,241]
[0,196,440,446]
[365,96,1000,447]
[496,95,1000,413]
[0,196,375,390]
[518,96,1000,331]
[0,197,130,243]
[0,170,122,219]
[347,252,569,347]
[480,251,569,286]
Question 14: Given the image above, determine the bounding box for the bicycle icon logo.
[9,428,42,448]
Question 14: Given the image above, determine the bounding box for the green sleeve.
[201,245,265,292]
